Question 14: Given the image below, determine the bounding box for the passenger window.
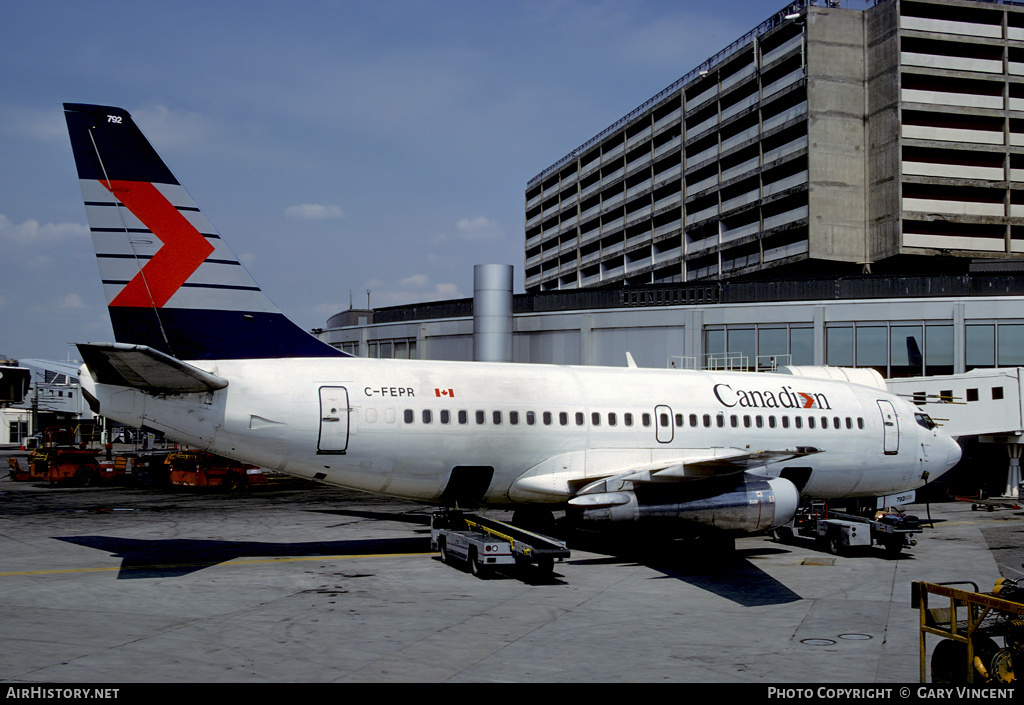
[575,412,585,426]
[510,411,519,425]
[659,413,669,427]
[592,412,601,426]
[845,417,852,429]
[642,413,652,427]
[857,417,865,429]
[833,417,841,429]
[768,416,776,429]
[730,415,738,428]
[608,413,617,427]
[794,417,802,429]
[493,411,502,425]
[560,412,568,426]
[675,413,684,427]
[440,410,450,424]
[689,414,697,427]
[624,413,633,427]
[458,410,468,425]
[422,410,432,424]
[782,416,790,429]
[475,410,485,425]
[703,414,711,427]
[716,414,724,428]
[820,417,827,429]
[543,411,552,425]
[808,417,815,429]
[404,409,414,424]
[756,416,763,428]
[526,411,536,425]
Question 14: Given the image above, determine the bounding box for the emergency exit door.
[318,386,350,454]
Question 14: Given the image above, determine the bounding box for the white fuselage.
[82,357,962,505]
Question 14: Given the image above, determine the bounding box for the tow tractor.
[165,450,266,490]
[431,509,570,578]
[774,496,923,557]
[16,425,117,486]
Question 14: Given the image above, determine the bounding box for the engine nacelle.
[569,474,799,533]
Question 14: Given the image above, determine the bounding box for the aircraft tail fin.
[63,103,345,361]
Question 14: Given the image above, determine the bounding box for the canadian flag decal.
[435,388,455,398]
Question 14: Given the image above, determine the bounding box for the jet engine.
[568,473,799,533]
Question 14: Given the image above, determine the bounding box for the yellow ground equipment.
[913,579,1023,684]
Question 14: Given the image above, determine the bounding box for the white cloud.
[363,275,464,308]
[456,216,504,242]
[0,214,89,245]
[0,105,67,143]
[61,293,85,309]
[285,203,345,220]
[131,104,219,150]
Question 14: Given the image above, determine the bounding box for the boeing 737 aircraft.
[62,103,961,542]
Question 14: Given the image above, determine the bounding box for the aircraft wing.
[78,343,228,394]
[572,447,821,496]
[511,446,822,501]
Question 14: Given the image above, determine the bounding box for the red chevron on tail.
[103,180,215,309]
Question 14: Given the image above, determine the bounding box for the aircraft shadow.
[566,532,803,607]
[54,535,432,580]
[311,508,433,526]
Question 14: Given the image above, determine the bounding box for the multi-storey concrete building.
[524,0,1024,292]
[323,0,1024,496]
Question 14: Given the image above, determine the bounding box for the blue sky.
[2,0,779,361]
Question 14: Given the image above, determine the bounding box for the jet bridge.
[888,369,1024,499]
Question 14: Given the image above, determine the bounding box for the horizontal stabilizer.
[78,343,228,394]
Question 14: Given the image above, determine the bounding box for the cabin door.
[877,399,899,455]
[318,386,350,454]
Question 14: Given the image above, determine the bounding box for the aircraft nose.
[944,435,962,470]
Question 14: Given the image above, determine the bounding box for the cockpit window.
[915,413,936,430]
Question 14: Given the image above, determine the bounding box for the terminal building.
[320,0,1024,498]
[525,0,1024,291]
[0,358,91,447]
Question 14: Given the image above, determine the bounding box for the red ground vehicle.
[166,450,265,490]
[19,426,119,486]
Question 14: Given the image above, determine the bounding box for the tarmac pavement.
[0,449,1020,684]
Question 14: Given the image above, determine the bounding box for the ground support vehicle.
[166,450,265,490]
[45,448,108,485]
[6,456,33,481]
[431,510,570,578]
[913,579,1024,684]
[775,501,922,557]
[16,426,110,486]
[957,494,1022,512]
